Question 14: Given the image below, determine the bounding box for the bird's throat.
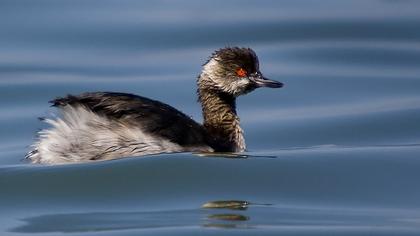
[198,87,246,152]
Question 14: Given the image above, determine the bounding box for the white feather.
[28,106,186,164]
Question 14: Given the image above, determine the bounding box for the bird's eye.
[236,68,247,77]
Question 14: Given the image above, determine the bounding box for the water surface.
[1,0,420,235]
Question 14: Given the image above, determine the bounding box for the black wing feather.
[51,92,209,147]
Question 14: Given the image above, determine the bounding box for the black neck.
[197,86,245,152]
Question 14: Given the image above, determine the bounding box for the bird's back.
[28,92,212,164]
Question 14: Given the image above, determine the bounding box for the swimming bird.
[27,47,283,164]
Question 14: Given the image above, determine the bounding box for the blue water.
[1,0,420,235]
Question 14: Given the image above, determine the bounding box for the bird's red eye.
[236,68,247,77]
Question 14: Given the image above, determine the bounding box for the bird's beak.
[252,74,283,88]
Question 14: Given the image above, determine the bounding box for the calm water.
[1,0,420,235]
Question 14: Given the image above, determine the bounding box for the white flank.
[28,106,184,164]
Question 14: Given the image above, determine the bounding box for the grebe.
[27,47,283,164]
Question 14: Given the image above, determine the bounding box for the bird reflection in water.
[201,200,251,229]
